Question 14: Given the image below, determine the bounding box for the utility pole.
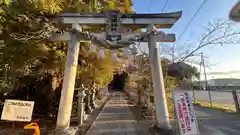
[201,52,212,107]
[51,11,181,132]
[148,26,171,129]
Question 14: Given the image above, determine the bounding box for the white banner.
[89,42,96,53]
[123,47,131,57]
[98,47,105,59]
[1,99,34,122]
[111,50,118,61]
[173,91,200,135]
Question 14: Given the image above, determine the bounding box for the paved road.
[195,106,240,135]
[185,90,236,109]
[128,90,240,135]
[85,92,150,135]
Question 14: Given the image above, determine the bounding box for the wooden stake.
[11,122,15,135]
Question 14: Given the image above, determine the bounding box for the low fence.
[183,90,240,112]
[126,88,240,135]
[192,86,240,91]
[126,88,240,113]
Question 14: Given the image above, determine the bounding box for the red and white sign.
[173,91,200,135]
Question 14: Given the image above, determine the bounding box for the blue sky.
[132,0,240,79]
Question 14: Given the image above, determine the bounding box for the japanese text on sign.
[1,99,34,122]
[173,91,200,135]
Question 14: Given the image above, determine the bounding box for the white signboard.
[173,91,200,135]
[1,99,34,122]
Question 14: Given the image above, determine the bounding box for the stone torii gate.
[51,11,181,134]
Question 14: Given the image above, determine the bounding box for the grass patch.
[166,96,174,120]
[167,97,239,117]
[193,101,237,113]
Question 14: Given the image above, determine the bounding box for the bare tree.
[179,20,240,62]
[160,42,196,63]
[160,20,240,64]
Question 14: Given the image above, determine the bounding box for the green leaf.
[3,0,8,5]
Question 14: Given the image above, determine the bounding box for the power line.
[173,0,207,48]
[147,0,153,12]
[148,0,169,13]
[161,0,169,13]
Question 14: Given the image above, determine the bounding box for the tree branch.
[178,20,240,62]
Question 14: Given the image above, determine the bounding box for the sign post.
[106,11,122,42]
[237,92,240,110]
[232,90,240,112]
[1,99,34,122]
[172,91,200,135]
[1,99,35,135]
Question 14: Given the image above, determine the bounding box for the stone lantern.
[76,86,86,125]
